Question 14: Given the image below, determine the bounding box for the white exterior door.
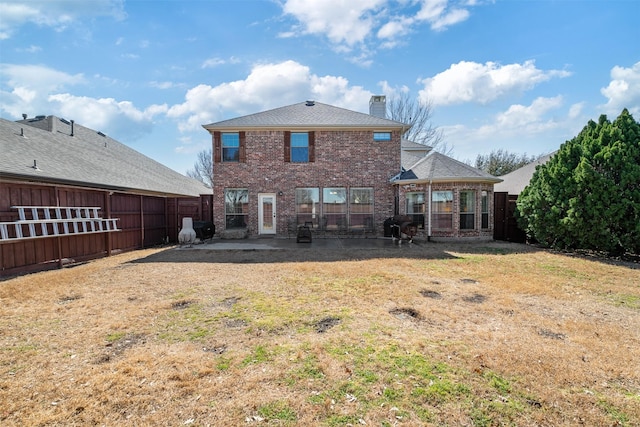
[258,193,277,235]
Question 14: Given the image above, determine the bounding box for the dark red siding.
[0,182,211,277]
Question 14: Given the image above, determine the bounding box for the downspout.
[427,180,432,242]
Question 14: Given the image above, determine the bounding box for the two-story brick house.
[203,97,501,240]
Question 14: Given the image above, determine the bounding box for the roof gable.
[203,101,408,130]
[1,116,210,197]
[394,151,502,184]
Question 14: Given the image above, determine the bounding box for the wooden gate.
[493,192,526,243]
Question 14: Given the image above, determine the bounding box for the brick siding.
[212,129,402,236]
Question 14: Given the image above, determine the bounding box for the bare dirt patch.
[1,240,639,426]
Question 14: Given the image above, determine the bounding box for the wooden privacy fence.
[0,206,120,242]
[0,182,212,277]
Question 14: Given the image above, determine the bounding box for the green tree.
[473,149,539,176]
[517,109,640,255]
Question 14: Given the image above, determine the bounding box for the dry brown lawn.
[1,240,639,426]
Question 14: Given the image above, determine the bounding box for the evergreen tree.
[517,109,640,255]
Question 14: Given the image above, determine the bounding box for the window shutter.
[239,131,246,163]
[309,131,315,162]
[213,131,221,163]
[284,131,291,162]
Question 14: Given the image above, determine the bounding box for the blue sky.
[1,0,638,175]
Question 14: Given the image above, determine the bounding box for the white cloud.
[47,93,167,140]
[149,81,179,90]
[0,0,126,39]
[201,56,241,69]
[415,0,470,31]
[568,102,585,119]
[281,0,385,47]
[443,96,577,159]
[419,60,571,106]
[15,44,42,53]
[483,96,564,135]
[167,60,373,132]
[0,63,164,141]
[600,61,640,116]
[281,0,481,60]
[429,7,469,31]
[175,136,208,155]
[0,64,85,116]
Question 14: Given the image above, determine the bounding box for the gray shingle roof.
[0,116,210,197]
[401,138,431,169]
[394,151,502,184]
[202,101,408,130]
[493,152,555,195]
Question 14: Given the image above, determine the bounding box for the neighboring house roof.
[0,116,210,197]
[393,151,502,184]
[202,101,409,131]
[493,152,556,195]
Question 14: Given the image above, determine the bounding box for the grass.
[0,240,639,426]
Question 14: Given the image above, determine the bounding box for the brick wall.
[212,129,402,236]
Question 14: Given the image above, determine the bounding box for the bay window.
[406,192,425,229]
[432,191,453,229]
[481,191,489,229]
[460,190,475,230]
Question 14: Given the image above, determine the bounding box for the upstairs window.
[284,131,315,162]
[222,133,240,162]
[291,132,309,162]
[373,132,391,141]
[213,131,245,163]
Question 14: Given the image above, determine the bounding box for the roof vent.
[60,118,70,125]
[97,131,106,137]
[35,115,46,120]
[305,100,315,106]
